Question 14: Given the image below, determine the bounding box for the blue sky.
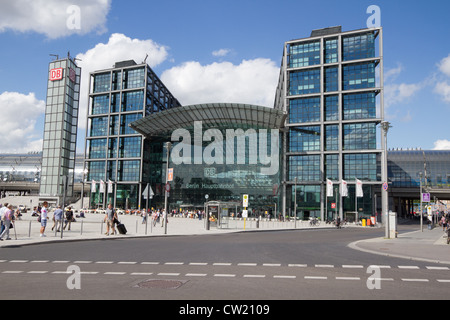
[0,0,450,153]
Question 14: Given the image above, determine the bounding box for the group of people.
[38,202,75,238]
[0,203,15,241]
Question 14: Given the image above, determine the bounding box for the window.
[87,161,106,181]
[108,138,117,158]
[343,123,377,150]
[118,160,140,181]
[325,154,339,180]
[343,154,378,181]
[342,32,375,61]
[342,62,376,90]
[289,126,320,152]
[121,90,144,112]
[325,125,339,151]
[289,155,321,181]
[109,115,119,136]
[343,92,376,120]
[325,66,338,92]
[289,97,320,123]
[111,93,120,113]
[88,139,107,159]
[289,40,321,68]
[289,69,321,95]
[123,68,145,89]
[89,117,108,137]
[119,136,142,158]
[325,95,339,121]
[93,73,110,93]
[112,71,122,91]
[120,113,143,135]
[324,38,338,64]
[91,95,109,115]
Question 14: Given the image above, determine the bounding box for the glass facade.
[289,97,320,123]
[85,61,181,209]
[159,124,281,212]
[40,57,81,200]
[388,150,450,188]
[276,26,383,220]
[289,68,321,95]
[289,40,320,68]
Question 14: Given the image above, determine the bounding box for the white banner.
[326,179,333,197]
[99,180,105,193]
[108,180,113,194]
[91,180,96,193]
[340,180,348,197]
[356,179,363,198]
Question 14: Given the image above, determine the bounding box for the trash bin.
[367,218,371,226]
[362,219,366,227]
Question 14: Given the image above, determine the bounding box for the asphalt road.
[0,225,448,302]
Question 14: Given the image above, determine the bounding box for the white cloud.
[212,49,231,57]
[438,54,450,77]
[160,58,279,107]
[75,33,170,129]
[0,0,111,39]
[434,81,450,103]
[433,139,450,150]
[384,82,422,108]
[0,92,45,153]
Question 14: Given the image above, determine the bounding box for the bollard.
[28,220,32,238]
[80,220,83,235]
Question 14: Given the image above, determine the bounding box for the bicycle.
[309,217,320,227]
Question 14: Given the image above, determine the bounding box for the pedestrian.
[441,215,447,231]
[64,206,74,230]
[52,205,64,232]
[0,203,8,235]
[104,204,117,235]
[0,204,14,241]
[40,201,49,237]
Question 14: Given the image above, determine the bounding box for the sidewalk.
[349,226,450,265]
[0,212,337,248]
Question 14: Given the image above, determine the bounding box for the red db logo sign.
[50,68,63,81]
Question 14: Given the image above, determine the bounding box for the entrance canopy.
[129,103,286,138]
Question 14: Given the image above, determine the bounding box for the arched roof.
[129,103,287,138]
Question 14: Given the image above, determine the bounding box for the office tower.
[275,26,384,221]
[85,60,181,209]
[39,54,81,205]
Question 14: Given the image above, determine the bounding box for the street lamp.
[163,142,172,235]
[380,121,391,238]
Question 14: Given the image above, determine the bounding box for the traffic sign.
[243,194,249,207]
[331,203,336,209]
[165,183,171,192]
[142,183,154,199]
[382,182,388,191]
[167,168,173,182]
[422,193,430,202]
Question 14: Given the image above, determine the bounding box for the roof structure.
[129,103,287,138]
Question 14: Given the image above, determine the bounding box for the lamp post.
[164,142,172,235]
[380,121,391,238]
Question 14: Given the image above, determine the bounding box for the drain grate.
[134,279,187,290]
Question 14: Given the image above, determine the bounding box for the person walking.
[104,204,117,235]
[64,207,74,230]
[40,201,49,237]
[0,204,14,241]
[52,205,63,232]
[0,203,8,235]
